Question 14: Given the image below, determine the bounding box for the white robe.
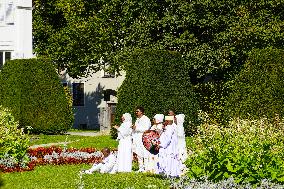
[145,123,163,173]
[87,152,117,174]
[158,124,181,177]
[116,121,132,172]
[176,114,188,163]
[132,115,151,158]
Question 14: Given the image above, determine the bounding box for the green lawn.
[29,135,118,150]
[1,164,170,189]
[1,134,170,189]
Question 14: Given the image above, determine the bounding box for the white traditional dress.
[116,113,133,172]
[85,152,117,174]
[157,123,181,177]
[132,114,151,172]
[176,114,188,163]
[145,114,164,173]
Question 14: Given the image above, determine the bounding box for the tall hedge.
[225,48,284,119]
[0,59,74,134]
[114,50,200,136]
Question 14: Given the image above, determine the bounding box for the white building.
[0,0,33,67]
[0,0,125,131]
[60,69,125,131]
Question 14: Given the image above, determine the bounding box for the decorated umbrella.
[142,130,160,155]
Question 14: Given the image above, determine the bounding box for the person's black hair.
[135,106,145,113]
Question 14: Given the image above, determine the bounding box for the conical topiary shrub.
[0,58,74,134]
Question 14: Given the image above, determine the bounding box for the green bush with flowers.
[0,106,30,163]
[186,112,284,185]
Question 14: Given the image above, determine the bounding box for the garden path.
[29,130,110,149]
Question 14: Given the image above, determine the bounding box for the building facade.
[0,0,33,67]
[60,69,125,131]
[1,0,124,131]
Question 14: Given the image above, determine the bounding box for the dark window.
[72,83,84,106]
[5,51,11,61]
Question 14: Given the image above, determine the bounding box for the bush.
[0,59,74,134]
[186,114,284,184]
[113,49,199,137]
[225,48,284,119]
[0,106,30,163]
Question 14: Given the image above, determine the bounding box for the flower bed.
[0,146,103,173]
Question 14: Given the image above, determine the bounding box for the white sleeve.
[117,122,132,138]
[159,127,173,149]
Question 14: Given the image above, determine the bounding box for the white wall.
[0,0,33,59]
[60,70,125,130]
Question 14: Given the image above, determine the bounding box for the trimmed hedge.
[113,50,200,137]
[0,59,74,134]
[225,48,284,119]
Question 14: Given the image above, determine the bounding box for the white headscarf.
[176,114,185,126]
[123,113,132,123]
[154,114,164,123]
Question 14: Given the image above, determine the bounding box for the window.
[72,83,84,106]
[0,1,14,25]
[0,51,11,69]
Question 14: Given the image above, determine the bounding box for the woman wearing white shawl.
[113,113,133,172]
[176,114,188,163]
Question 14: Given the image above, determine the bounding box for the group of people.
[82,106,188,178]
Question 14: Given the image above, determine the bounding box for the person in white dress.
[113,113,133,172]
[157,115,181,178]
[176,114,188,173]
[176,114,188,161]
[132,106,151,172]
[145,114,164,173]
[82,148,117,174]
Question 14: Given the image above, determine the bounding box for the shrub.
[186,114,284,184]
[113,49,200,137]
[0,106,30,163]
[0,58,74,134]
[225,48,284,119]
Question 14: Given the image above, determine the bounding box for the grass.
[29,135,118,150]
[1,162,170,189]
[1,134,173,189]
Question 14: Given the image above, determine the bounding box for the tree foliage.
[113,50,199,136]
[0,59,74,134]
[225,48,284,119]
[33,0,284,80]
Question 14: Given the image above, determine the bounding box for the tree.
[33,0,284,81]
[113,50,200,136]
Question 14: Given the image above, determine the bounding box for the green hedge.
[113,50,199,137]
[225,48,284,119]
[0,59,74,134]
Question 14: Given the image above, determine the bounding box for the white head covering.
[154,114,164,123]
[176,114,185,126]
[165,115,174,121]
[122,113,132,123]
